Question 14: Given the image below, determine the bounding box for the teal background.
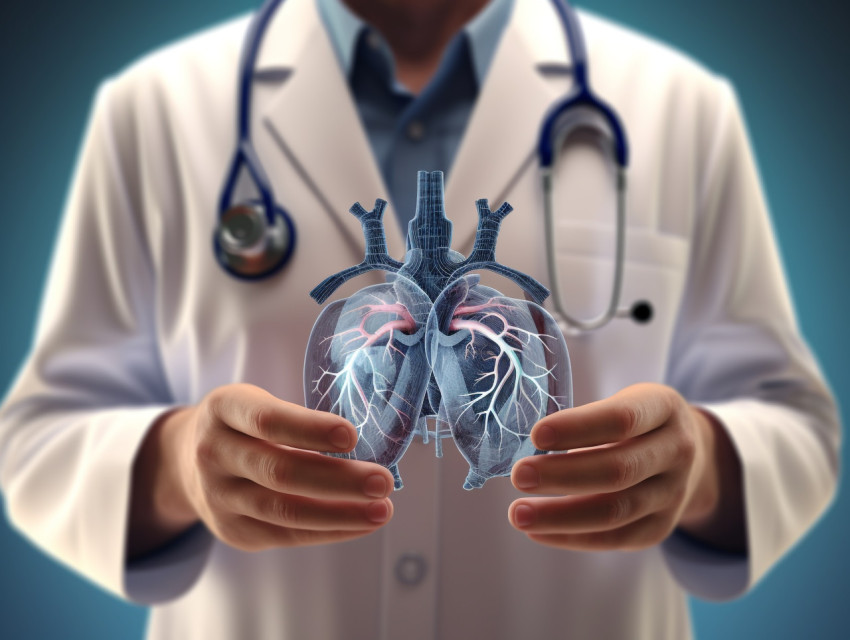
[0,1,847,637]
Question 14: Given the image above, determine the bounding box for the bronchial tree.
[304,171,572,490]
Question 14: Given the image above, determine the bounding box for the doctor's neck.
[342,0,491,93]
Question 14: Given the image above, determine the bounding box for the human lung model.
[304,171,572,489]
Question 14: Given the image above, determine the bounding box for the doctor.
[0,0,839,639]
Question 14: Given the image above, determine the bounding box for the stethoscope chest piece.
[213,202,295,280]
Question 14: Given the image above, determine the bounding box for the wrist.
[155,406,200,527]
[679,407,720,528]
[677,406,747,553]
[128,406,199,559]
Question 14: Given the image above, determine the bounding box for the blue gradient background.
[0,1,847,638]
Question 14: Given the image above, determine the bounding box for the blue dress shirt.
[316,0,514,229]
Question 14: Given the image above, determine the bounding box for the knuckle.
[613,404,640,440]
[249,406,274,441]
[677,432,697,465]
[205,387,228,418]
[667,423,697,469]
[662,386,684,414]
[604,495,633,527]
[270,496,291,524]
[194,437,215,466]
[608,453,640,489]
[257,493,286,524]
[261,455,289,490]
[626,491,645,521]
[203,477,230,508]
[279,499,301,527]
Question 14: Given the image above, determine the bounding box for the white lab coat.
[0,0,839,638]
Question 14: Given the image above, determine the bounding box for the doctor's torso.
[94,0,727,637]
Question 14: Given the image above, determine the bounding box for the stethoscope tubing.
[539,0,631,332]
[217,0,639,333]
[218,0,285,226]
[542,167,627,334]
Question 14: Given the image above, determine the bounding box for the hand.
[129,384,394,556]
[508,383,743,552]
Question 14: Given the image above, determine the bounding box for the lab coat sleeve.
[660,78,841,600]
[0,81,212,604]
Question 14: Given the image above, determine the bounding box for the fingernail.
[514,504,535,528]
[329,425,353,450]
[367,501,390,524]
[534,423,556,449]
[514,464,539,490]
[364,474,388,498]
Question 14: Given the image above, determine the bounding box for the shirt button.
[367,30,381,50]
[395,553,428,586]
[406,120,426,142]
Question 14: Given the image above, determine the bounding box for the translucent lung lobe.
[426,277,573,489]
[304,276,432,488]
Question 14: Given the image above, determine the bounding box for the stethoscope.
[214,0,653,330]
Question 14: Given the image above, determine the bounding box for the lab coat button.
[406,120,426,142]
[395,553,427,586]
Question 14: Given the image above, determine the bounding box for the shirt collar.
[317,0,514,87]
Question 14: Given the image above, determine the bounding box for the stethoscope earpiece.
[213,201,295,280]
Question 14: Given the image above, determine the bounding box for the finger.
[212,428,394,501]
[207,384,357,452]
[216,478,394,531]
[509,475,679,534]
[531,383,680,451]
[523,514,671,552]
[220,515,379,552]
[512,424,682,495]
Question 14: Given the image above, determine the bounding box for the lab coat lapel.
[446,0,571,253]
[255,0,569,260]
[257,0,406,259]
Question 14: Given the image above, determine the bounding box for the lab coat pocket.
[551,221,690,403]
